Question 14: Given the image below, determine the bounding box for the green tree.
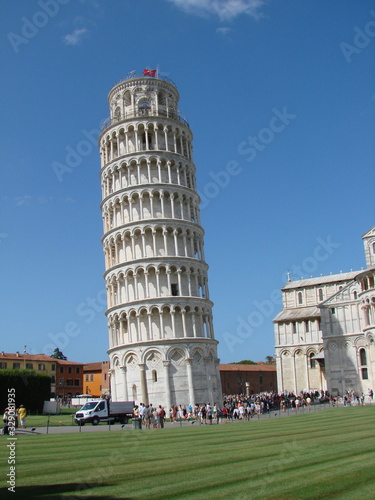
[0,370,51,412]
[231,360,256,365]
[265,356,276,364]
[50,348,67,360]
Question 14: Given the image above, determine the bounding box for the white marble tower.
[99,71,222,408]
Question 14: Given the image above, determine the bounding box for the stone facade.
[220,364,277,396]
[274,226,375,396]
[99,71,222,408]
[83,361,110,397]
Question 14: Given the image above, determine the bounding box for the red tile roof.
[83,362,104,372]
[0,352,56,362]
[220,364,276,372]
[0,352,83,365]
[54,359,85,366]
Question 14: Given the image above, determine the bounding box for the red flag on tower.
[143,69,157,77]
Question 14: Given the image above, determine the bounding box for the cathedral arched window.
[359,348,368,380]
[310,353,316,369]
[114,107,121,121]
[158,91,166,106]
[297,292,303,305]
[318,288,324,301]
[152,370,157,382]
[359,348,367,366]
[124,91,131,107]
[138,101,151,116]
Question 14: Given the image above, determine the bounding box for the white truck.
[74,399,134,426]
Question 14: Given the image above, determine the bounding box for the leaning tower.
[99,71,222,409]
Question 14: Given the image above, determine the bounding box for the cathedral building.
[273,226,375,396]
[98,70,222,407]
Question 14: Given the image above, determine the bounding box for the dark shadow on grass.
[5,482,132,499]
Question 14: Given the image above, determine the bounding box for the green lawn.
[22,412,76,427]
[2,406,375,499]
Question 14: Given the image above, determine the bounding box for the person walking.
[2,408,9,435]
[18,405,27,428]
[157,406,165,428]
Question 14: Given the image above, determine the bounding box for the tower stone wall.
[99,72,222,408]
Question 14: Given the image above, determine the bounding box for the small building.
[0,351,57,395]
[55,360,84,400]
[219,364,277,396]
[83,361,110,397]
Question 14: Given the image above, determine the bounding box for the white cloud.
[63,197,77,204]
[11,196,56,207]
[37,197,54,205]
[167,0,265,21]
[14,195,31,207]
[216,26,231,35]
[63,28,88,46]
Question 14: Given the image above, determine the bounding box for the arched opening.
[359,348,368,380]
[310,353,316,369]
[114,107,121,121]
[138,101,151,116]
[359,348,367,366]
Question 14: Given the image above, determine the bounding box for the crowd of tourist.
[132,387,374,428]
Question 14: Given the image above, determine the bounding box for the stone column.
[163,360,172,410]
[182,310,187,337]
[204,357,214,404]
[292,353,297,394]
[120,366,128,400]
[167,161,172,183]
[305,353,310,392]
[278,354,284,393]
[171,310,176,337]
[173,229,179,256]
[138,363,149,405]
[185,358,195,406]
[147,312,152,341]
[192,312,197,338]
[109,368,116,400]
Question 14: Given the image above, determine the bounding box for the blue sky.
[1,0,374,364]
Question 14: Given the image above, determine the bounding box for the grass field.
[1,406,375,499]
[22,411,77,428]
